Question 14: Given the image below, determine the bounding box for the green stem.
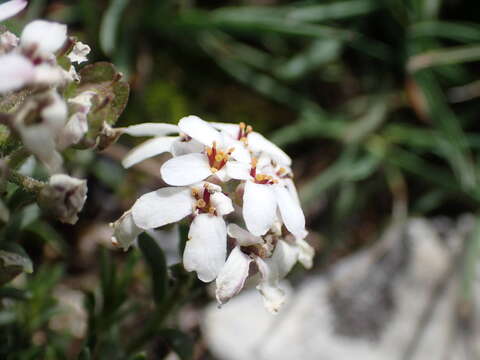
[7,169,45,193]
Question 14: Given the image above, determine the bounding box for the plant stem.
[7,169,45,193]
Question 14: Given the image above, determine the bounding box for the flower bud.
[67,41,90,64]
[110,211,143,251]
[37,174,87,224]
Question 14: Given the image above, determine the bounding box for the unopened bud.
[96,122,122,151]
[110,211,143,251]
[38,174,87,224]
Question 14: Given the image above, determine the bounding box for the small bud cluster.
[112,116,314,313]
[0,1,127,224]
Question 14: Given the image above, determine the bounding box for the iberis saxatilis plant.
[112,116,314,313]
[0,0,129,225]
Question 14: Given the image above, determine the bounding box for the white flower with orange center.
[130,182,233,282]
[228,155,305,239]
[215,223,313,313]
[160,116,251,186]
[212,121,292,167]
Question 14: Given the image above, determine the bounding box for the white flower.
[160,116,251,186]
[38,174,87,224]
[131,182,234,282]
[215,224,308,313]
[0,52,34,93]
[57,91,96,149]
[110,210,144,251]
[212,121,292,166]
[20,20,67,58]
[14,89,68,172]
[228,156,305,238]
[120,123,205,168]
[0,0,27,22]
[67,41,90,64]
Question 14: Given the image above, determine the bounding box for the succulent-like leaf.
[75,62,129,147]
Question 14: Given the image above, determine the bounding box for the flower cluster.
[112,116,314,313]
[0,1,128,224]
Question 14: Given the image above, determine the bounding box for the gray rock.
[202,217,480,360]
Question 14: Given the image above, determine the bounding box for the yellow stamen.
[240,138,248,145]
[196,199,206,208]
[239,122,246,129]
[255,174,265,182]
[206,147,212,156]
[191,188,199,197]
[246,125,252,133]
[215,154,224,162]
[211,167,218,173]
[208,206,216,215]
[251,157,258,168]
[278,167,286,175]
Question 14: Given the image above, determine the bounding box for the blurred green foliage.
[2,0,480,358]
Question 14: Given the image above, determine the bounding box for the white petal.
[0,53,34,93]
[227,223,263,247]
[122,123,179,137]
[67,41,90,64]
[31,64,65,86]
[271,240,299,278]
[161,153,212,186]
[210,192,233,216]
[274,185,305,238]
[243,181,277,236]
[226,161,251,180]
[226,138,251,164]
[111,211,143,251]
[178,115,222,146]
[183,214,227,282]
[19,124,62,172]
[254,256,285,314]
[0,0,27,22]
[213,167,229,182]
[171,138,204,156]
[21,20,67,55]
[284,178,300,205]
[41,90,68,132]
[210,122,239,138]
[248,132,291,166]
[297,238,314,269]
[132,187,193,229]
[122,136,177,168]
[57,112,88,149]
[215,246,252,304]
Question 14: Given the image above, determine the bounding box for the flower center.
[250,157,277,185]
[237,122,253,144]
[191,184,217,215]
[206,141,233,173]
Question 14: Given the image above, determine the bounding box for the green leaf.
[0,287,31,300]
[100,0,131,55]
[127,353,147,360]
[138,233,168,305]
[0,245,33,285]
[75,62,130,146]
[158,329,194,360]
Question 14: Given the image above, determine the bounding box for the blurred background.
[2,0,480,359]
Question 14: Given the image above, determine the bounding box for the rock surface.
[202,216,480,360]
